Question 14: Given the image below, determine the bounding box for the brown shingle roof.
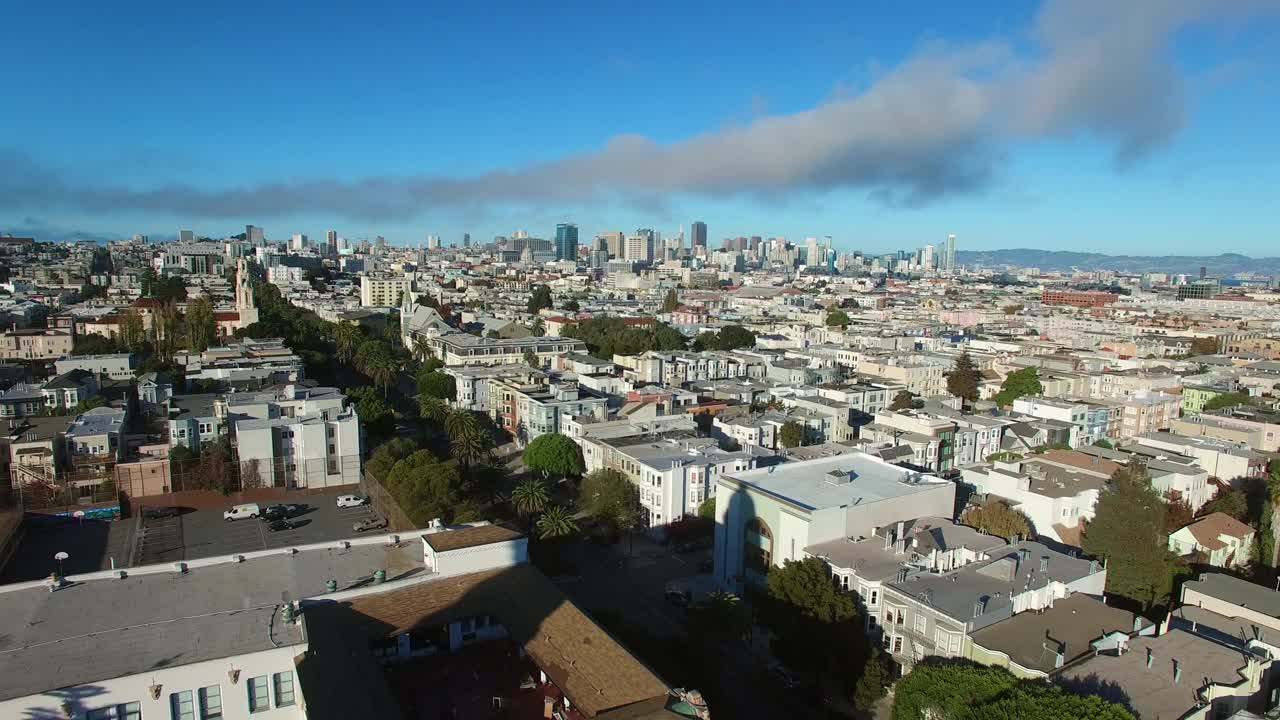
[424,523,524,552]
[1039,449,1122,476]
[315,564,670,718]
[1182,512,1254,550]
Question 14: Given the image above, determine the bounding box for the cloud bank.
[0,0,1270,222]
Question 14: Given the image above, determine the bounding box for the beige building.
[0,328,72,360]
[359,275,411,307]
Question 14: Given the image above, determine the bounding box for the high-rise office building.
[131,233,148,244]
[246,225,264,245]
[944,234,957,272]
[178,228,195,244]
[326,229,338,257]
[463,233,471,248]
[691,221,707,248]
[290,233,308,251]
[921,244,935,270]
[625,233,652,262]
[426,235,441,250]
[555,223,579,262]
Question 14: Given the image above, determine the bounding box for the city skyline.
[2,1,1278,252]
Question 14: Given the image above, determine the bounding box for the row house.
[488,378,608,446]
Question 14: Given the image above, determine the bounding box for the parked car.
[262,503,305,520]
[144,507,180,520]
[352,517,388,533]
[336,494,367,509]
[664,589,691,607]
[223,503,260,521]
[265,518,293,533]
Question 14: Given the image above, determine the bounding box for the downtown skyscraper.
[690,221,707,249]
[555,223,579,261]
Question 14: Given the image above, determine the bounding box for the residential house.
[1169,513,1255,569]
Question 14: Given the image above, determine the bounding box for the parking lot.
[135,492,383,565]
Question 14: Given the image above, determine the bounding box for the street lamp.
[54,551,69,578]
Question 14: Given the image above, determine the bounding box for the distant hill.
[955,249,1280,276]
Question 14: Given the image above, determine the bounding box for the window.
[248,675,270,713]
[869,589,879,606]
[273,671,296,707]
[839,575,849,591]
[172,690,195,720]
[199,685,222,719]
[88,704,142,720]
[914,613,927,635]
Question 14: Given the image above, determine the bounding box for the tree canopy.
[185,296,216,353]
[417,370,457,401]
[578,468,640,532]
[561,316,687,359]
[994,367,1043,406]
[1202,391,1257,412]
[692,325,756,352]
[384,450,479,526]
[527,285,553,314]
[889,390,916,411]
[1082,460,1179,609]
[946,350,980,405]
[779,421,806,449]
[1189,336,1220,355]
[960,499,1033,541]
[892,659,1134,720]
[825,309,851,327]
[660,288,680,313]
[523,433,585,478]
[763,557,867,677]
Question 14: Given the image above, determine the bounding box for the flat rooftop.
[0,536,424,702]
[721,452,950,512]
[969,594,1135,674]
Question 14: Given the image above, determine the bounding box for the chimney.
[1039,555,1049,572]
[973,597,987,617]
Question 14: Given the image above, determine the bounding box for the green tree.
[511,478,549,518]
[411,334,434,364]
[697,496,716,521]
[578,468,640,532]
[1203,391,1257,412]
[536,504,577,540]
[417,371,457,401]
[418,396,450,423]
[140,267,158,297]
[365,437,419,481]
[485,329,501,339]
[853,650,891,712]
[1200,489,1248,521]
[825,309,851,327]
[72,333,123,356]
[716,325,756,351]
[889,390,916,411]
[347,386,394,439]
[1002,303,1023,315]
[1163,494,1194,533]
[185,296,216,352]
[561,316,687,359]
[698,590,749,640]
[1257,499,1275,569]
[334,322,364,364]
[384,450,477,525]
[527,285,553,313]
[530,317,546,337]
[764,557,865,676]
[117,308,147,353]
[660,288,680,313]
[1093,438,1114,449]
[524,433,585,479]
[1083,460,1178,609]
[994,367,1043,406]
[562,298,580,312]
[779,421,806,449]
[151,301,182,362]
[522,348,540,367]
[945,350,980,406]
[445,409,492,469]
[960,499,1032,541]
[892,658,1134,720]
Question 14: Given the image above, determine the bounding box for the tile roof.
[317,564,670,718]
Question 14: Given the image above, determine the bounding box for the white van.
[223,503,261,521]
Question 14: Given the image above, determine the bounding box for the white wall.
[427,538,529,577]
[0,644,307,720]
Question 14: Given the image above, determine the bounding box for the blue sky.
[2,0,1278,254]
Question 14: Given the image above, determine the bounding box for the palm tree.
[511,479,549,518]
[412,334,434,364]
[419,397,450,423]
[536,505,577,540]
[446,409,492,467]
[334,322,363,364]
[530,317,546,337]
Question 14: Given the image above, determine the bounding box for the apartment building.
[860,410,957,472]
[879,541,1106,669]
[235,405,361,489]
[961,456,1109,546]
[424,331,586,367]
[1171,406,1280,453]
[581,430,769,532]
[359,274,411,307]
[488,377,608,445]
[1133,432,1265,481]
[0,328,72,360]
[855,356,946,396]
[443,364,542,413]
[714,454,955,592]
[54,352,136,380]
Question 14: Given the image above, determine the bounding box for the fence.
[360,469,416,533]
[13,453,365,514]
